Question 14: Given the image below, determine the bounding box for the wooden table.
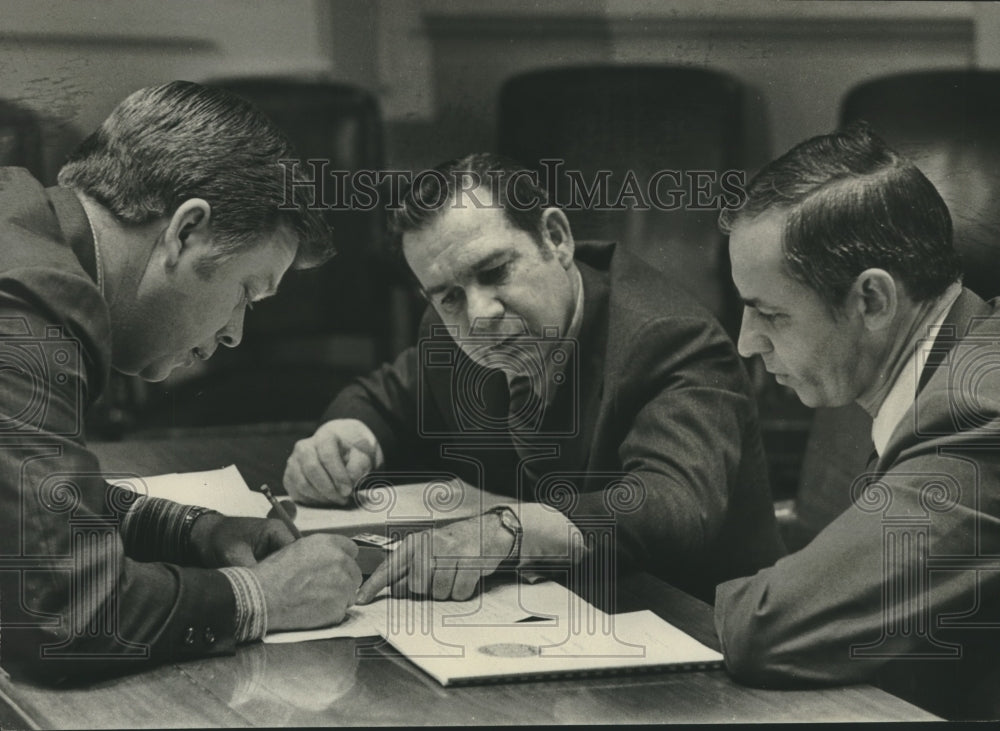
[0,431,939,727]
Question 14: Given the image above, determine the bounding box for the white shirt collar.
[539,264,584,405]
[506,265,584,404]
[565,264,585,343]
[871,282,963,456]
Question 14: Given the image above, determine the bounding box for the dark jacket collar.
[918,287,992,393]
[574,252,611,368]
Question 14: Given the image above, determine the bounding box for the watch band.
[182,505,220,565]
[488,506,522,571]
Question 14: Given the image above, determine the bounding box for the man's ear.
[162,199,212,268]
[540,207,574,268]
[849,268,898,331]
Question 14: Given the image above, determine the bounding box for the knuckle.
[315,437,338,459]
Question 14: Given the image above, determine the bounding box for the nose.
[218,307,246,349]
[465,285,504,329]
[737,307,773,359]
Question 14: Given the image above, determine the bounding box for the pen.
[259,483,303,539]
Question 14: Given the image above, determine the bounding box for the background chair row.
[2,68,997,547]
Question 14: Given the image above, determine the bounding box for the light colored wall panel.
[0,0,334,180]
[375,1,976,169]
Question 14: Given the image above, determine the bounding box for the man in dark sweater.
[285,154,784,604]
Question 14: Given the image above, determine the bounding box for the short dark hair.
[58,80,332,269]
[390,152,551,253]
[719,122,961,308]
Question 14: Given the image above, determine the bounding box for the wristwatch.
[488,506,522,571]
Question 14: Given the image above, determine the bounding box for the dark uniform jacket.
[0,168,237,682]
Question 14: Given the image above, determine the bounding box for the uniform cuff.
[219,567,268,643]
[121,495,219,565]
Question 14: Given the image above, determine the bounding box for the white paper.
[112,465,271,518]
[264,580,570,644]
[293,479,508,533]
[263,606,384,642]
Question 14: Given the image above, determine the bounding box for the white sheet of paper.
[293,479,508,533]
[263,580,572,644]
[263,606,384,642]
[113,465,271,518]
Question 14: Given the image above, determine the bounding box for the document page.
[112,465,271,518]
[293,478,508,533]
[264,579,570,644]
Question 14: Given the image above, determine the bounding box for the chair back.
[498,66,745,338]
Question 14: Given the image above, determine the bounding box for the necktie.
[865,448,879,473]
[862,447,881,489]
[508,375,543,490]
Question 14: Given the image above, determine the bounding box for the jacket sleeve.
[0,269,238,683]
[322,343,423,467]
[570,315,780,594]
[714,381,1000,689]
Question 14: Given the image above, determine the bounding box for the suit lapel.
[873,288,993,471]
[917,288,991,395]
[534,261,609,480]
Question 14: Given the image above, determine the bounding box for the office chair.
[0,99,43,175]
[498,65,746,341]
[133,78,397,432]
[784,69,1000,549]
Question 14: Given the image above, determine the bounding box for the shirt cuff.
[503,501,585,569]
[219,566,269,643]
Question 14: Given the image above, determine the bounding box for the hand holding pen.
[259,483,303,539]
[247,483,363,631]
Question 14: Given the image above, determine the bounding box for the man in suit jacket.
[716,122,1000,719]
[285,153,784,604]
[0,81,362,683]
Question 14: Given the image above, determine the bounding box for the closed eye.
[756,310,781,324]
[439,288,464,311]
[478,262,510,287]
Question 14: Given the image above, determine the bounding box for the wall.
[3,1,994,177]
[372,0,995,170]
[0,0,337,180]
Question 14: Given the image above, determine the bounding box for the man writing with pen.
[0,81,362,683]
[284,153,784,604]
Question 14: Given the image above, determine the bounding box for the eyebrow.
[424,251,516,297]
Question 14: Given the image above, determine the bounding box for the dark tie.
[863,447,880,485]
[508,375,542,489]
